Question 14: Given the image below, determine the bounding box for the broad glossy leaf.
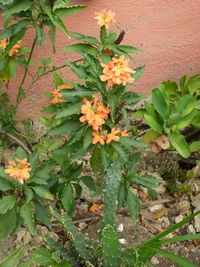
[20,202,36,235]
[144,114,163,133]
[63,43,98,56]
[0,246,25,267]
[0,196,16,214]
[3,0,32,16]
[0,208,17,240]
[152,88,169,119]
[70,31,99,45]
[168,132,190,158]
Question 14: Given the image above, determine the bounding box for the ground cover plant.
[0,1,200,266]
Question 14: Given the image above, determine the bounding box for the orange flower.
[92,131,106,145]
[57,84,73,90]
[5,158,31,184]
[9,41,21,57]
[100,55,135,87]
[80,97,110,130]
[0,38,7,50]
[94,9,116,29]
[121,130,129,136]
[106,128,120,144]
[50,84,72,105]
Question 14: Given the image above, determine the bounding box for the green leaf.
[118,45,142,53]
[101,225,121,267]
[0,178,13,191]
[118,183,127,209]
[32,248,54,266]
[15,146,27,159]
[80,176,96,191]
[100,25,107,43]
[159,233,200,244]
[55,101,82,119]
[0,208,17,240]
[149,247,198,267]
[0,19,31,39]
[190,141,200,152]
[131,65,145,81]
[131,176,161,189]
[187,75,200,95]
[41,3,69,37]
[127,189,140,221]
[83,128,93,149]
[146,209,200,244]
[61,183,75,215]
[24,187,33,202]
[90,146,107,174]
[172,94,197,117]
[0,246,25,267]
[35,24,46,47]
[142,130,160,144]
[53,72,64,87]
[60,83,95,97]
[168,132,190,158]
[70,31,99,45]
[32,186,54,200]
[152,88,169,120]
[20,202,36,235]
[34,199,51,228]
[122,91,145,105]
[42,105,57,114]
[144,114,163,133]
[0,196,16,214]
[120,136,147,148]
[3,0,32,16]
[29,151,39,175]
[8,59,18,77]
[63,43,98,56]
[48,120,81,135]
[54,5,87,19]
[111,142,128,160]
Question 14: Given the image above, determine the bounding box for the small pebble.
[119,238,126,245]
[150,256,159,265]
[117,223,124,232]
[175,215,184,224]
[188,224,196,234]
[149,204,164,212]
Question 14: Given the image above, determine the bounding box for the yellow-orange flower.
[9,41,21,57]
[0,38,7,50]
[50,84,73,105]
[94,9,116,29]
[100,55,135,87]
[106,128,120,144]
[80,97,110,130]
[92,131,106,145]
[5,158,31,184]
[121,130,129,136]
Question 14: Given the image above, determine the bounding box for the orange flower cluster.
[94,9,116,29]
[9,41,21,57]
[80,97,110,131]
[5,158,31,185]
[92,128,129,145]
[0,38,7,50]
[100,55,135,87]
[50,84,73,105]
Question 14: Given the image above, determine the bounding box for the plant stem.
[15,37,37,109]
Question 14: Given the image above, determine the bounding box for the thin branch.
[25,58,83,95]
[15,37,37,108]
[0,130,31,154]
[70,198,175,225]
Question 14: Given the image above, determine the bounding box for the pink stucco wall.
[4,0,200,120]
